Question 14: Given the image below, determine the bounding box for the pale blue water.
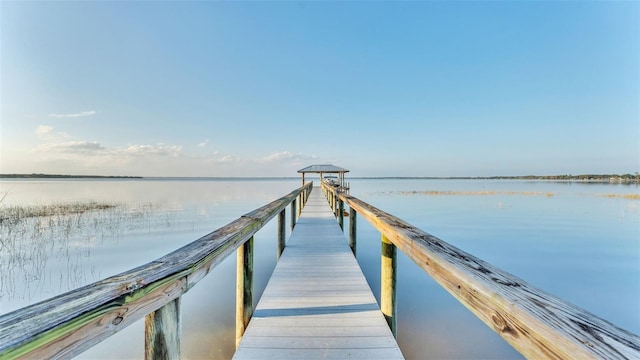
[0,178,637,359]
[349,179,639,359]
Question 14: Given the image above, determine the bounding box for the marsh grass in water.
[0,201,117,225]
[371,190,639,199]
[597,193,640,200]
[378,190,556,197]
[0,201,174,307]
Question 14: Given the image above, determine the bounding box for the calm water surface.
[1,178,637,359]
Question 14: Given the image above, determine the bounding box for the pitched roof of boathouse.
[297,164,349,174]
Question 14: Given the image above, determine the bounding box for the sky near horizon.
[1,1,638,177]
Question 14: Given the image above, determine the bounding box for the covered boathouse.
[297,164,349,189]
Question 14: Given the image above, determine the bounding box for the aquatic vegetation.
[0,201,173,306]
[372,190,640,199]
[597,194,640,200]
[0,202,117,225]
[371,190,557,197]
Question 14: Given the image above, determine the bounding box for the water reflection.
[350,178,639,359]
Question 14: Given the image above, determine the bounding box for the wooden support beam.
[349,207,357,256]
[277,210,286,259]
[332,192,336,215]
[338,199,344,230]
[381,234,397,337]
[236,236,254,348]
[145,297,181,360]
[290,198,297,230]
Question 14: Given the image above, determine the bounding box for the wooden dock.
[3,170,638,360]
[233,187,404,359]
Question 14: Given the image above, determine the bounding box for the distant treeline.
[0,174,142,179]
[355,173,640,183]
[479,174,639,182]
[2,173,638,183]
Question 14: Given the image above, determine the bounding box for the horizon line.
[1,173,638,180]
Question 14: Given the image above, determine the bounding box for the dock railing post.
[349,207,357,256]
[278,209,286,259]
[291,198,297,230]
[381,234,397,337]
[338,198,344,230]
[332,192,336,215]
[330,191,333,211]
[145,297,181,360]
[236,236,254,348]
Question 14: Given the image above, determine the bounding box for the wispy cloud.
[35,125,70,141]
[36,125,54,136]
[36,141,106,153]
[263,151,295,162]
[260,151,318,166]
[26,125,320,176]
[49,110,96,118]
[33,126,181,158]
[119,144,182,158]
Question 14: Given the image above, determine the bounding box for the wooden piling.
[144,298,181,360]
[349,207,357,256]
[236,236,254,348]
[278,209,286,259]
[291,198,297,230]
[381,234,397,337]
[338,199,344,230]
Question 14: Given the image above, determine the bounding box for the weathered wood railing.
[0,182,313,360]
[321,181,640,359]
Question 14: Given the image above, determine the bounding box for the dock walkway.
[233,187,404,359]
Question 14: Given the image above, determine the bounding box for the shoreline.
[0,173,638,183]
[0,174,142,179]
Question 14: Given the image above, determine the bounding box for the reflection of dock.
[233,187,402,359]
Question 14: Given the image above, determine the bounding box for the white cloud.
[49,111,96,118]
[120,144,182,158]
[22,125,321,176]
[202,153,242,165]
[35,125,70,140]
[36,125,53,136]
[263,151,295,162]
[32,126,182,160]
[260,151,319,166]
[35,141,106,153]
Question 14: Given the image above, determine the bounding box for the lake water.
[1,178,638,359]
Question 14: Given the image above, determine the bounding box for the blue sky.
[1,1,638,177]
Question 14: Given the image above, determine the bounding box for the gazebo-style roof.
[297,164,349,174]
[297,164,349,188]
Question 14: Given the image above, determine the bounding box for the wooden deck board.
[233,187,404,360]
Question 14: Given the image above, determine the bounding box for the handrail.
[321,181,640,359]
[0,182,313,360]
